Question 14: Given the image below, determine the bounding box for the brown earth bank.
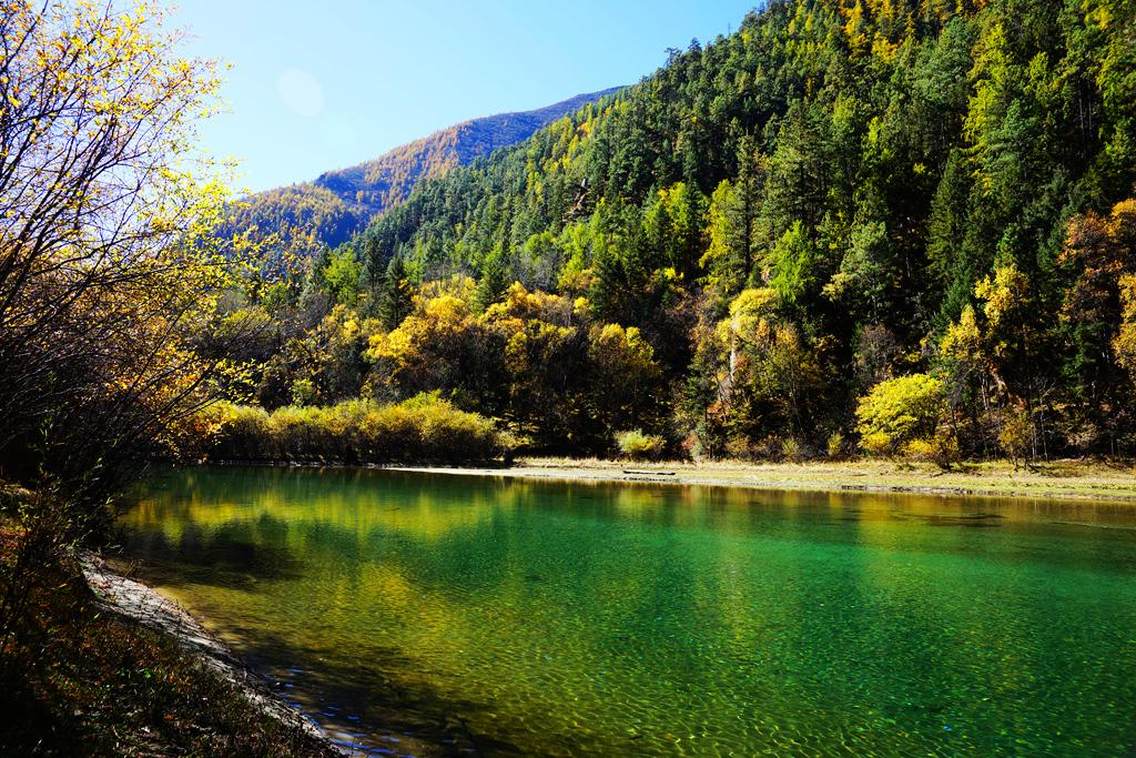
[390,457,1136,504]
[0,535,341,757]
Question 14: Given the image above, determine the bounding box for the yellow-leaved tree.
[0,0,244,624]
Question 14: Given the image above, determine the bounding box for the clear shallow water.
[120,467,1136,756]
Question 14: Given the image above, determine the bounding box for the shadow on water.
[116,521,305,591]
[116,466,1136,757]
[891,511,1008,528]
[182,615,525,756]
[115,523,530,753]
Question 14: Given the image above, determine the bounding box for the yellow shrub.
[198,394,502,464]
[615,429,666,461]
[826,432,847,460]
[860,431,893,457]
[901,438,936,462]
[856,374,945,456]
[902,430,959,469]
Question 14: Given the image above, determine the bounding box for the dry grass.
[429,457,1136,503]
[0,533,336,757]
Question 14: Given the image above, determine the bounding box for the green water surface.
[119,467,1136,756]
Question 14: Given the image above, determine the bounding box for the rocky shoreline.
[80,554,343,754]
[388,458,1136,504]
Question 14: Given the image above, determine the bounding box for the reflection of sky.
[121,468,1136,756]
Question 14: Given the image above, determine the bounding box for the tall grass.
[200,394,505,464]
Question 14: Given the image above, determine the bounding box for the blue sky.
[170,1,759,192]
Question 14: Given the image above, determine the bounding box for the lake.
[119,466,1136,756]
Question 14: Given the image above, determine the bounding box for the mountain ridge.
[315,86,624,218]
[227,87,623,264]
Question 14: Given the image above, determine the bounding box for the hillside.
[226,88,622,269]
[316,87,624,218]
[341,0,1135,456]
[224,0,1136,461]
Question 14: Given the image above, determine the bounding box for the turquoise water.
[120,467,1136,756]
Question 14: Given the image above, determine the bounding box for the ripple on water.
[122,468,1136,756]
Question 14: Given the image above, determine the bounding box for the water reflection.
[120,467,1136,756]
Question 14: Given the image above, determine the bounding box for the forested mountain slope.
[337,0,1135,456]
[316,88,624,218]
[223,88,621,269]
[232,0,1136,461]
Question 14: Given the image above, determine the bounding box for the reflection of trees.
[122,468,1136,755]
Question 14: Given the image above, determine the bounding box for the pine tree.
[378,256,413,330]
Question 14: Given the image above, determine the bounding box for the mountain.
[315,88,623,218]
[342,0,1136,454]
[360,0,1135,318]
[226,87,623,267]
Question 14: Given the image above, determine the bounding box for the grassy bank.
[201,393,506,465]
[0,532,336,756]
[400,457,1136,503]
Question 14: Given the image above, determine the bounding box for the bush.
[198,402,270,460]
[856,373,946,456]
[901,428,960,470]
[826,431,847,460]
[901,438,937,462]
[781,438,804,462]
[202,394,504,464]
[724,435,754,461]
[290,378,316,406]
[860,432,892,457]
[998,407,1033,468]
[615,429,665,461]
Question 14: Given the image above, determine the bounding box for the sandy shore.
[390,457,1136,503]
[81,554,342,753]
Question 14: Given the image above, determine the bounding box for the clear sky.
[169,1,759,192]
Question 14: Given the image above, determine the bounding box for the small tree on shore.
[0,1,240,644]
[856,374,955,466]
[0,1,233,507]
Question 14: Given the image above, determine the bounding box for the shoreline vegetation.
[199,394,507,465]
[0,523,339,756]
[188,393,1136,504]
[488,458,1136,503]
[210,456,1136,504]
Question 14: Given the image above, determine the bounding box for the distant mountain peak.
[314,87,623,215]
[229,87,623,264]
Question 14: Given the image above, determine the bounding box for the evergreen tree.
[378,256,413,330]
